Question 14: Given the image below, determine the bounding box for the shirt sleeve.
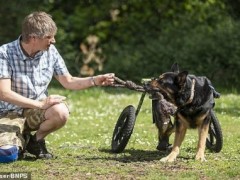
[51,45,69,76]
[0,48,12,79]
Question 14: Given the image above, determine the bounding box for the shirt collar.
[17,35,43,61]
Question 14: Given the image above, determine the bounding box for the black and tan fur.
[150,63,219,162]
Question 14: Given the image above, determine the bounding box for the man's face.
[35,35,56,51]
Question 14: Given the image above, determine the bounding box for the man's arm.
[0,79,63,109]
[55,73,115,90]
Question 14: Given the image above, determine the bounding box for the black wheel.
[111,105,136,153]
[206,110,223,152]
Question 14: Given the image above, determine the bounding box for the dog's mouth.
[148,79,176,104]
[158,87,175,104]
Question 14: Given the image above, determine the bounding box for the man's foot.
[26,134,53,159]
[156,141,172,151]
[18,149,25,160]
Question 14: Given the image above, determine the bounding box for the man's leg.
[36,103,69,140]
[23,102,70,159]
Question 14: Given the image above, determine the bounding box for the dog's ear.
[177,71,188,86]
[171,63,179,73]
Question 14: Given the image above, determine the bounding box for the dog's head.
[150,63,189,105]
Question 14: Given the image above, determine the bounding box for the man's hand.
[93,73,115,86]
[40,95,66,109]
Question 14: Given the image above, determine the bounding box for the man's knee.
[45,103,70,125]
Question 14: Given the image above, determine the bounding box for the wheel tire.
[206,110,223,153]
[111,105,136,153]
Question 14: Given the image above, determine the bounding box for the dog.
[150,63,220,162]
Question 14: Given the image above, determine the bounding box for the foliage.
[0,0,53,44]
[1,0,240,89]
[1,88,240,179]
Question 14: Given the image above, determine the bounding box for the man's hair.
[21,11,57,42]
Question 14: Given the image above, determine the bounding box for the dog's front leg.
[160,119,187,162]
[195,116,210,162]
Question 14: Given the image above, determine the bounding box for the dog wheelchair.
[110,77,223,153]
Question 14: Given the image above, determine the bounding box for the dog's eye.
[158,78,163,84]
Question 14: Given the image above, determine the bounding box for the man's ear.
[171,63,179,73]
[177,71,188,87]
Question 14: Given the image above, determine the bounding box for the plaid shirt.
[0,36,69,114]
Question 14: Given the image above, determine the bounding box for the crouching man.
[0,11,115,163]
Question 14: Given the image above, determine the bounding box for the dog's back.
[179,75,215,114]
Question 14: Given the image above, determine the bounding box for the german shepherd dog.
[150,63,220,162]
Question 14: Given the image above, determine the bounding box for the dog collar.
[185,79,196,105]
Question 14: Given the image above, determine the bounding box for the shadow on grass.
[18,154,37,162]
[91,148,172,162]
[79,149,164,162]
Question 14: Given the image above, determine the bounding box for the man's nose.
[51,37,56,44]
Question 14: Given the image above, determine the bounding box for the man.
[0,11,115,162]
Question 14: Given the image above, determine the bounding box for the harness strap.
[185,79,196,105]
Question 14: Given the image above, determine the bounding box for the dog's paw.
[160,154,177,163]
[195,154,207,162]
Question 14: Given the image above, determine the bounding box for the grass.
[1,87,240,180]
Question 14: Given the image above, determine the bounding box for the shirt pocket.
[13,75,35,98]
[40,66,54,86]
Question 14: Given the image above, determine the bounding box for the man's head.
[21,11,57,43]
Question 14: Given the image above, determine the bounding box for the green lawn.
[1,87,240,180]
